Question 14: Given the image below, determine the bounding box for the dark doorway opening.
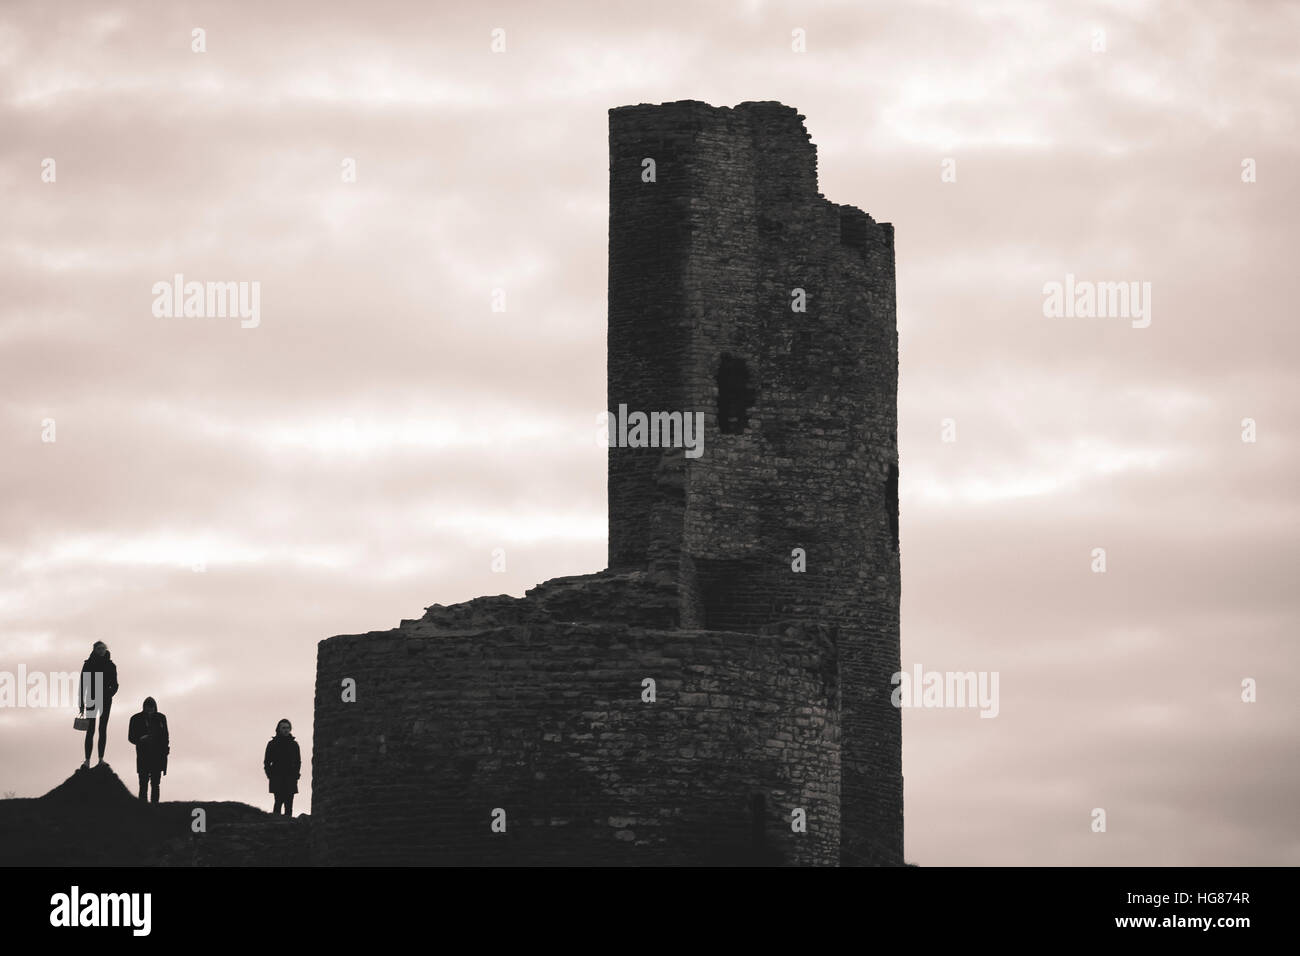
[750,793,766,851]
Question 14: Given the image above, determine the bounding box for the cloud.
[1,0,1296,861]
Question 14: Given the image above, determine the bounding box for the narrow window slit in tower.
[717,354,754,434]
[886,462,899,553]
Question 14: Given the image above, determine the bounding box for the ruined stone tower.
[608,101,901,864]
[312,101,901,866]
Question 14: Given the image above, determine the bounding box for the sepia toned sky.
[2,0,1297,865]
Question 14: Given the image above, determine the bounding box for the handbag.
[73,716,92,731]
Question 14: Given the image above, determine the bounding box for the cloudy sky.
[2,0,1297,865]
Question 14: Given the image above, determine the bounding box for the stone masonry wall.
[312,574,840,865]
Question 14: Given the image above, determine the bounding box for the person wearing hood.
[263,718,301,817]
[78,641,119,769]
[127,697,170,803]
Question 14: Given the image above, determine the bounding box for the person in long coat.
[79,641,119,768]
[127,696,170,803]
[264,718,301,817]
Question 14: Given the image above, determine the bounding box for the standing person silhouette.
[127,697,169,803]
[263,719,301,817]
[78,641,118,769]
